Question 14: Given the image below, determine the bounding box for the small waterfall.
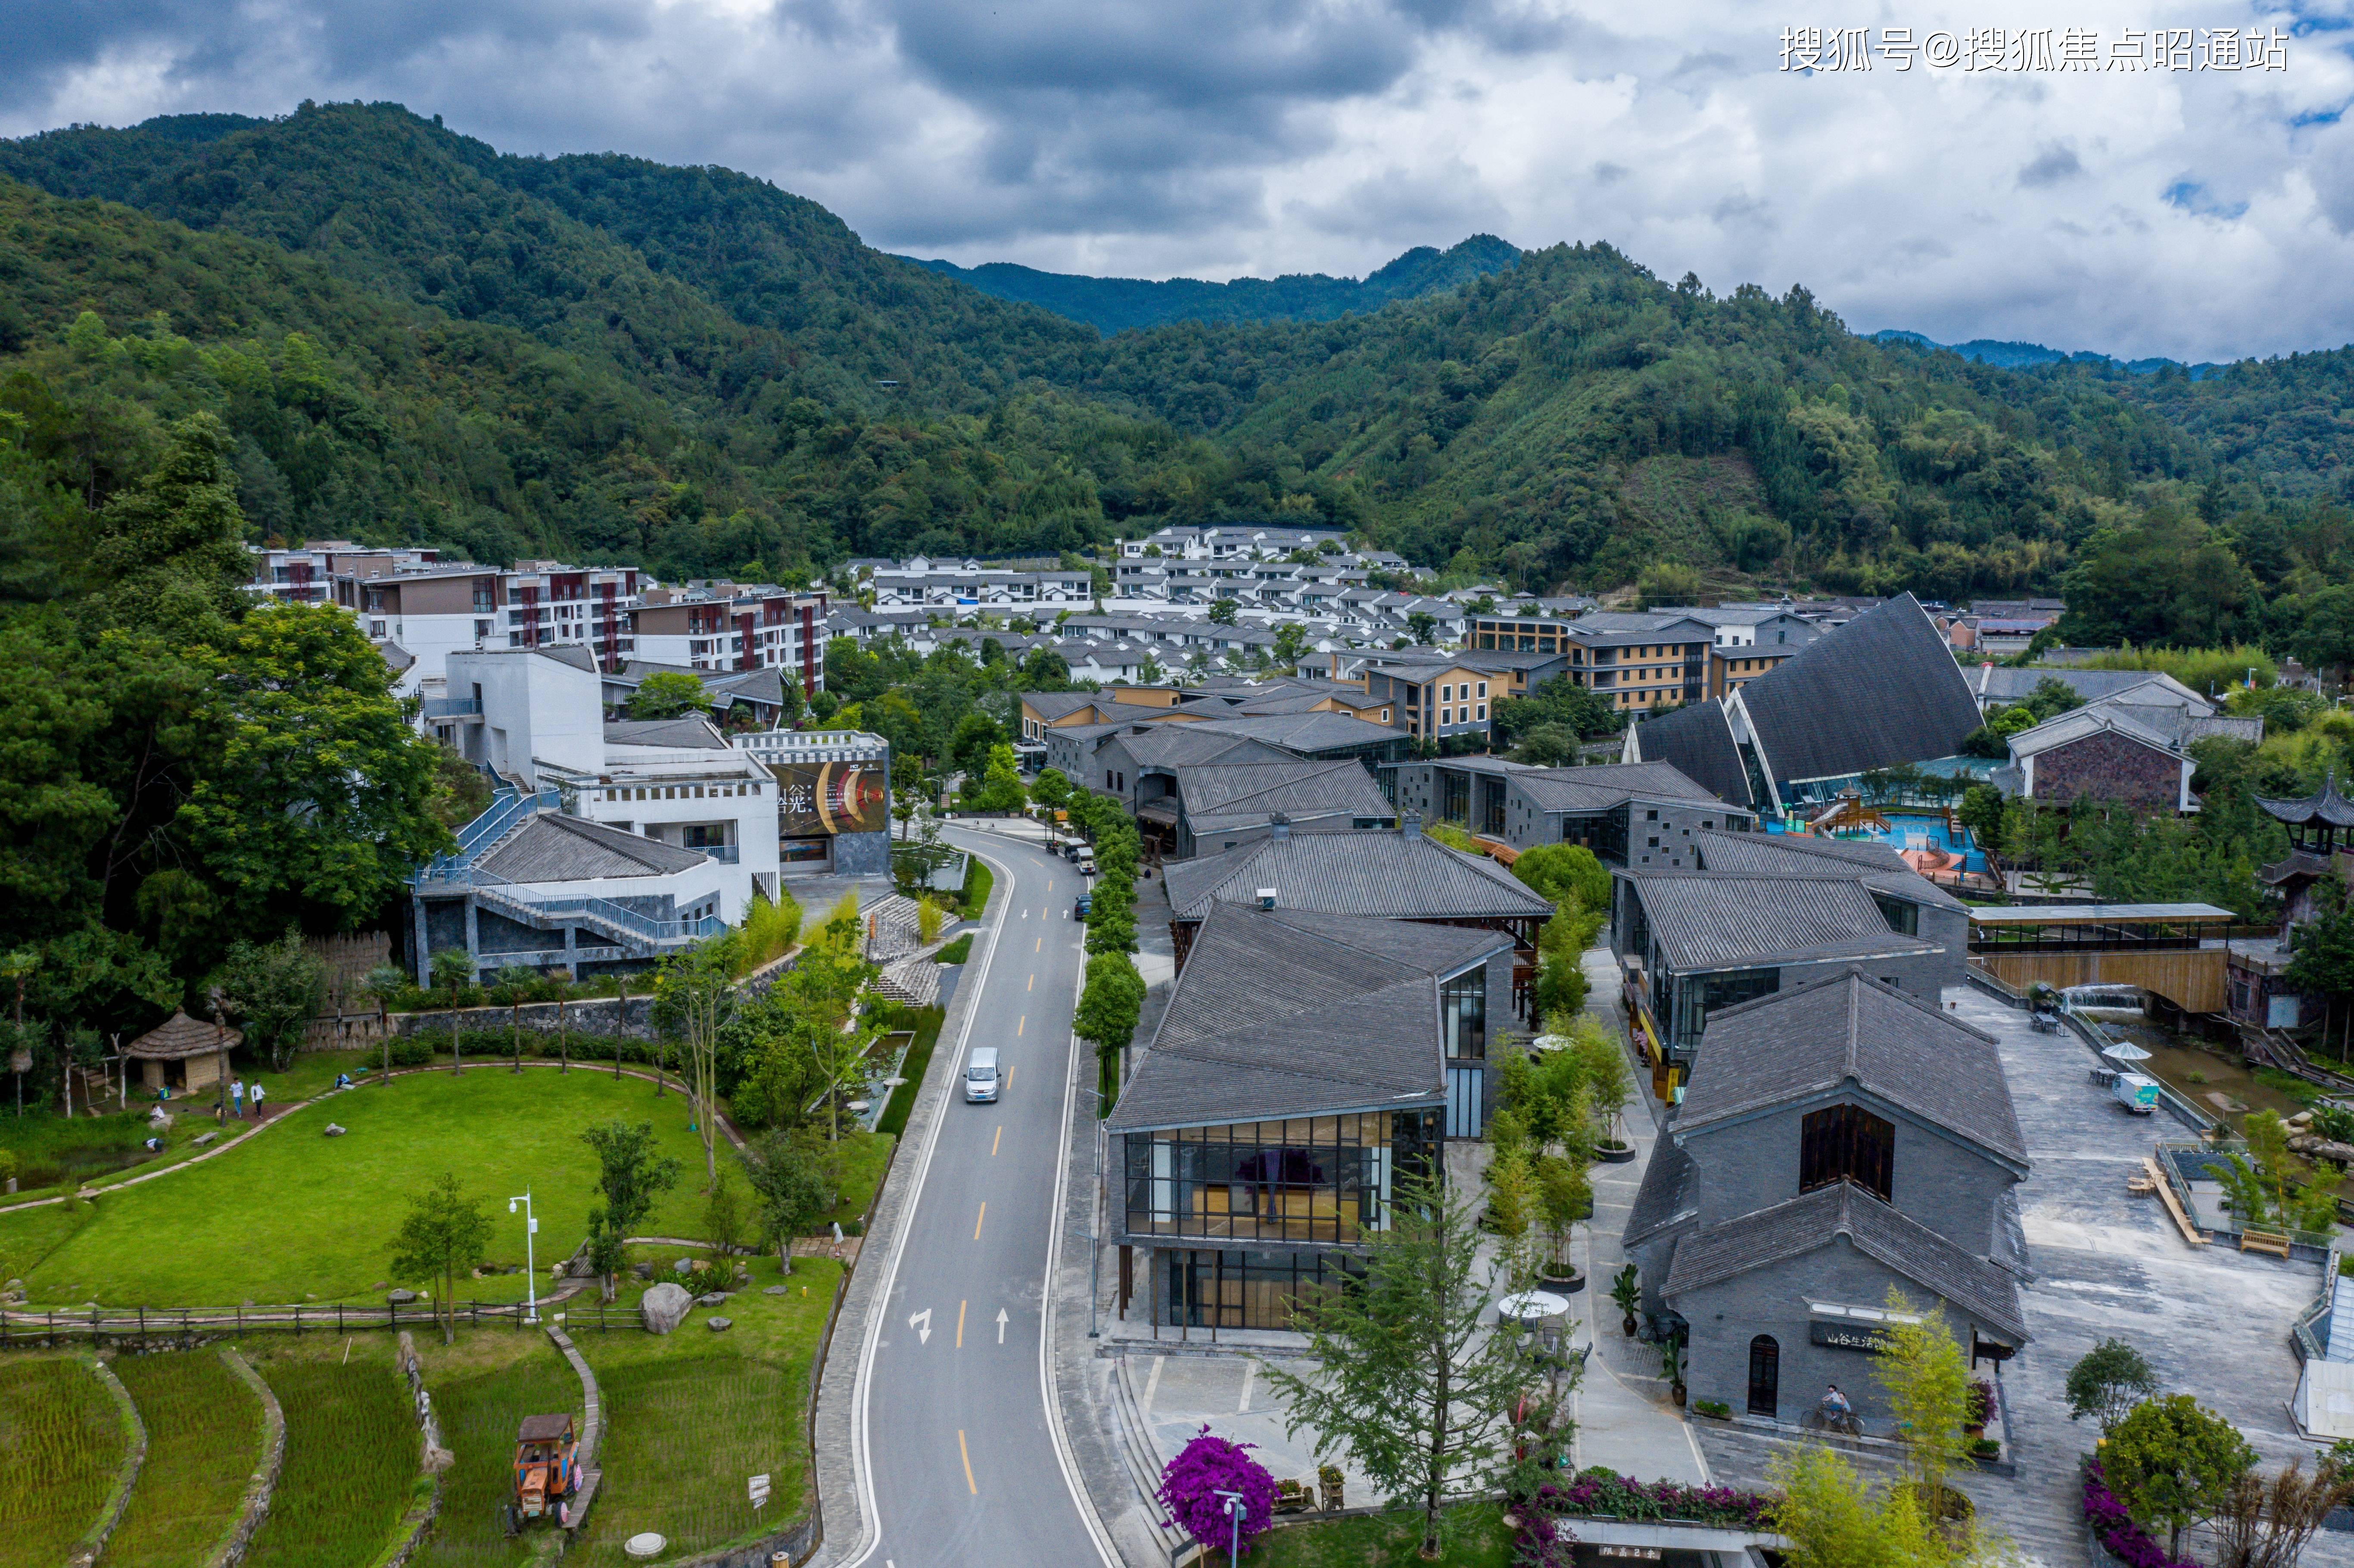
[2063,984,2147,1014]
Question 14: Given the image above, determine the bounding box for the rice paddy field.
[0,1356,131,1568]
[414,1335,582,1568]
[241,1344,420,1568]
[106,1349,265,1568]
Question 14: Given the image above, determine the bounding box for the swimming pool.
[1769,810,1988,874]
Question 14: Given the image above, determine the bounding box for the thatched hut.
[124,1011,239,1096]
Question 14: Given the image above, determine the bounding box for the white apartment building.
[629,584,828,691]
[334,560,644,685]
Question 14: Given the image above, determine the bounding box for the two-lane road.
[842,826,1116,1568]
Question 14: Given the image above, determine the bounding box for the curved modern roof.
[1734,594,1981,786]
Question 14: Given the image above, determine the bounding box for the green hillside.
[3,100,2351,653]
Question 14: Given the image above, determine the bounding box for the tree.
[388,1171,493,1345]
[1510,723,1580,766]
[214,927,327,1070]
[746,1128,833,1273]
[361,962,407,1084]
[629,671,709,720]
[1156,1427,1279,1561]
[1767,1446,1951,1568]
[1031,767,1073,813]
[655,934,738,1184]
[2211,1452,2354,1568]
[2103,1394,2257,1559]
[86,412,257,632]
[1955,784,2006,856]
[1511,844,1610,913]
[579,1120,683,1296]
[949,712,1002,777]
[2218,1109,2344,1232]
[1208,598,1239,626]
[2065,1338,2159,1434]
[1871,1290,1971,1511]
[704,1171,747,1254]
[1407,610,1437,645]
[969,743,1027,815]
[2289,886,2354,1060]
[1262,1170,1532,1559]
[1273,622,1309,667]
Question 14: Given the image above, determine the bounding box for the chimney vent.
[1269,812,1291,842]
[1256,887,1279,910]
[1401,809,1422,838]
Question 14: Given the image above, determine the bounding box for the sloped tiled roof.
[1188,711,1404,754]
[1176,760,1392,826]
[1971,666,2207,710]
[1689,831,1965,912]
[2260,773,2354,829]
[604,717,731,750]
[1622,1137,1697,1248]
[1164,832,1553,922]
[1676,971,2026,1164]
[1627,703,1753,809]
[1735,594,1981,785]
[1513,762,1725,815]
[1624,874,1938,973]
[1115,725,1290,770]
[478,814,708,883]
[1106,905,1508,1131]
[1663,1182,2028,1341]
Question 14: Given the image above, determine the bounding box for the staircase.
[869,953,941,1008]
[862,895,927,964]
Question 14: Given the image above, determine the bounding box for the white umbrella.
[2102,1042,2153,1062]
[1496,1290,1570,1325]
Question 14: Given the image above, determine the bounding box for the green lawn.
[0,1068,713,1307]
[107,1350,265,1568]
[814,1129,895,1230]
[565,1252,840,1565]
[0,1356,130,1568]
[240,1346,419,1568]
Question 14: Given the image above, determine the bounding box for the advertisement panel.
[771,757,889,836]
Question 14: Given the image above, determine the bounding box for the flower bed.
[2082,1459,2200,1568]
[1543,1468,1776,1528]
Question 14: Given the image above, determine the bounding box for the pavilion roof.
[2257,772,2354,829]
[124,1010,241,1060]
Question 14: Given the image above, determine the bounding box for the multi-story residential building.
[867,557,1095,608]
[1363,659,1503,744]
[338,560,645,683]
[628,584,827,692]
[1557,613,1716,714]
[1623,971,2030,1427]
[1115,525,1349,561]
[251,542,442,603]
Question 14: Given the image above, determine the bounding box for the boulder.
[387,1288,419,1304]
[190,1131,218,1147]
[707,1316,732,1332]
[323,1123,346,1137]
[639,1282,693,1335]
[673,1258,694,1276]
[763,1285,792,1296]
[695,1291,729,1307]
[631,1262,654,1281]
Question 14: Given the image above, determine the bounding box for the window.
[1873,894,1919,935]
[1126,1111,1437,1247]
[1800,1104,1894,1202]
[1697,968,1778,1024]
[1161,1249,1368,1330]
[1476,704,1487,721]
[1440,966,1486,1058]
[1748,1336,1780,1417]
[1441,683,1454,702]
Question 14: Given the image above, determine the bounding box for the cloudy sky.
[4,0,2352,361]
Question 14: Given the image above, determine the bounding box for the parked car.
[964,1047,1001,1104]
[1072,894,1093,919]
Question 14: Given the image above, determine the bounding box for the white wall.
[449,650,605,787]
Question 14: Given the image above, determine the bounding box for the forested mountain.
[909,236,1523,336]
[4,99,2354,660]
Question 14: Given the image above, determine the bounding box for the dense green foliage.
[11,99,2354,633]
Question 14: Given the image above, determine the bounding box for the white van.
[965,1047,1000,1104]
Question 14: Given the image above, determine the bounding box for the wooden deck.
[2143,1157,2209,1248]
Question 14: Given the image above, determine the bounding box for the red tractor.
[504,1413,593,1534]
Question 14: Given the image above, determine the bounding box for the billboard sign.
[772,757,889,836]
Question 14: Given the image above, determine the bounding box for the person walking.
[249,1081,265,1120]
[230,1078,244,1119]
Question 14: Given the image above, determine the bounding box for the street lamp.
[1214,1489,1244,1566]
[508,1191,540,1325]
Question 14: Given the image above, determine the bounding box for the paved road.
[844,826,1116,1568]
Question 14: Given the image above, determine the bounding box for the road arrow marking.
[909,1308,932,1344]
[996,1307,1009,1344]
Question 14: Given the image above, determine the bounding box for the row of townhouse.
[249,546,828,696]
[861,557,1096,608]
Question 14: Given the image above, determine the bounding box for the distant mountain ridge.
[1869,328,2221,379]
[906,235,1523,335]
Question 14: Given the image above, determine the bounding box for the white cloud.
[3,0,2351,358]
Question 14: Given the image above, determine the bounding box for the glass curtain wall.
[1124,1110,1442,1244]
[1163,1249,1367,1330]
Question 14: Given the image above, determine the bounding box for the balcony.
[701,845,741,864]
[420,697,483,719]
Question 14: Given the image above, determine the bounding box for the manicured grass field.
[0,1356,130,1568]
[241,1347,419,1568]
[566,1252,841,1565]
[414,1337,581,1568]
[107,1349,265,1568]
[813,1129,895,1230]
[0,1069,712,1307]
[1236,1503,1513,1568]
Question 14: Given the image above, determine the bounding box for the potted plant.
[1535,1156,1588,1292]
[1660,1338,1687,1406]
[1610,1263,1642,1336]
[1964,1378,1993,1440]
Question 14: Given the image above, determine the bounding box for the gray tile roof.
[1970,666,2206,709]
[1512,762,1725,815]
[2259,773,2354,829]
[1116,725,1291,770]
[1164,831,1554,922]
[1690,831,1966,912]
[1734,594,1982,785]
[1023,691,1108,722]
[1176,761,1392,823]
[478,814,709,883]
[604,718,731,750]
[1676,971,2027,1164]
[1189,711,1405,754]
[1627,703,1753,808]
[1622,1136,1697,1248]
[1663,1182,2028,1342]
[1624,874,1939,974]
[619,660,786,706]
[1106,905,1509,1132]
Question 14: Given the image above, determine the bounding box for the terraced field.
[0,1356,131,1568]
[107,1350,265,1568]
[415,1337,581,1568]
[242,1349,420,1568]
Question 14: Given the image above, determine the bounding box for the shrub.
[2083,1460,2201,1568]
[388,1037,434,1067]
[1539,1468,1775,1528]
[1157,1426,1278,1555]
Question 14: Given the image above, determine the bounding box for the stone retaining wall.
[212,1347,286,1568]
[67,1356,146,1568]
[377,1332,447,1568]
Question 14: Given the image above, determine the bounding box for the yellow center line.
[974,1202,987,1240]
[1035,937,1041,952]
[1006,1064,1014,1088]
[959,1429,978,1494]
[957,1298,966,1347]
[1018,1015,1025,1036]
[992,1125,1003,1157]
[1028,973,1034,992]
